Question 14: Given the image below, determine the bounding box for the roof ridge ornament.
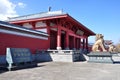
[48,6,51,12]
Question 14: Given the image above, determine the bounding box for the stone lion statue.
[92,34,107,52]
[108,44,117,53]
[116,43,120,52]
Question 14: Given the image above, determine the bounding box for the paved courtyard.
[0,62,120,80]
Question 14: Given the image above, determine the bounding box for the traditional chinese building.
[8,10,95,50]
[0,10,95,63]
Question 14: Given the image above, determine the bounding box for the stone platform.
[35,50,81,62]
[87,52,113,63]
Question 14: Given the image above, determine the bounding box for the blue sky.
[1,0,120,44]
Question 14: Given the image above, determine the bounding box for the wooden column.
[83,39,85,49]
[74,36,76,49]
[65,31,69,49]
[46,22,50,49]
[76,38,79,49]
[84,39,86,49]
[31,22,35,29]
[57,26,61,50]
[86,37,88,50]
[79,38,81,49]
[76,38,78,49]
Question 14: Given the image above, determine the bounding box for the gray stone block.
[0,55,6,64]
[87,52,113,63]
[112,53,120,63]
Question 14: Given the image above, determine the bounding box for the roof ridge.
[9,11,47,19]
[8,10,64,20]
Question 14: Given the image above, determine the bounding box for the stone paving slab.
[0,62,120,80]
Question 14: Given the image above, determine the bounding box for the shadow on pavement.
[0,64,46,73]
[0,67,8,74]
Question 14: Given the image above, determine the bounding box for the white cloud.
[0,0,26,21]
[0,0,18,20]
[17,2,26,8]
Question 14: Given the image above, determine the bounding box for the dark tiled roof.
[8,10,65,21]
[0,21,48,36]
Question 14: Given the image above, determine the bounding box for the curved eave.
[66,14,96,36]
[9,14,68,24]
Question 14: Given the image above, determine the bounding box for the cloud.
[0,0,26,21]
[0,0,18,20]
[17,2,26,8]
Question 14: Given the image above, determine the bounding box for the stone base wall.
[35,50,81,62]
[0,55,6,64]
[87,52,113,63]
[0,50,85,64]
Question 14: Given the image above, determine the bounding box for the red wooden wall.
[0,33,49,55]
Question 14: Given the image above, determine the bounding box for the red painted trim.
[50,26,58,28]
[69,33,87,39]
[35,27,47,29]
[9,14,68,24]
[61,27,75,34]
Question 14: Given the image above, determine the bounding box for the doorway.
[50,30,57,49]
[61,32,65,49]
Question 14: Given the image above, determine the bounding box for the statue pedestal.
[87,52,113,63]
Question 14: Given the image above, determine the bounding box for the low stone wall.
[35,53,52,62]
[0,55,6,64]
[35,50,81,62]
[0,49,85,64]
[87,52,114,63]
[112,53,120,63]
[0,54,35,64]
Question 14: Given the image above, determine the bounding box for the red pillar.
[83,39,85,49]
[84,39,86,49]
[76,38,78,49]
[57,26,61,50]
[79,38,81,49]
[46,22,50,49]
[74,36,76,49]
[86,38,88,50]
[47,26,50,49]
[76,38,79,49]
[31,22,35,29]
[65,31,69,49]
